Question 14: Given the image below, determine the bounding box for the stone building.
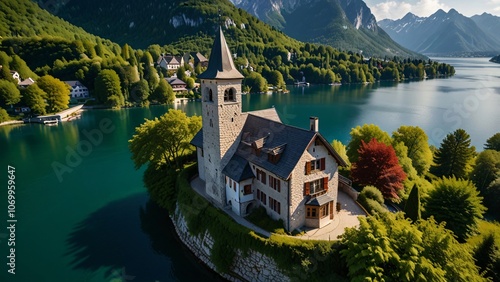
[191,28,347,231]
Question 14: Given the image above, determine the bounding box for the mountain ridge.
[231,0,423,58]
[378,9,500,56]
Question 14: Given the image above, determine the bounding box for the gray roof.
[190,108,347,181]
[306,194,334,206]
[198,27,244,80]
[191,129,203,148]
[234,114,317,180]
[167,77,186,86]
[222,154,255,182]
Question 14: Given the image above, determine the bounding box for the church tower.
[198,27,244,206]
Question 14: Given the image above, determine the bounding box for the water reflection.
[65,193,223,281]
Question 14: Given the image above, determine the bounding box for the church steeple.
[198,27,243,79]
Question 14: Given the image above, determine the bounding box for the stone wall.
[171,206,291,282]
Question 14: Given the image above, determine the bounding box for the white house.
[190,28,347,232]
[157,54,184,70]
[64,81,89,98]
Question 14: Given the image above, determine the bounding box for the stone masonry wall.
[171,206,291,282]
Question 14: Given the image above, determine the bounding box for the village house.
[18,77,35,88]
[166,77,187,92]
[183,52,209,68]
[64,80,89,98]
[157,54,184,70]
[190,28,347,232]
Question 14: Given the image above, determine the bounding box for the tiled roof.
[235,114,317,180]
[222,154,255,182]
[190,129,203,148]
[198,27,243,80]
[306,194,334,206]
[167,77,186,86]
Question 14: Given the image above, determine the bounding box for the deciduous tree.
[22,84,47,115]
[36,75,70,113]
[484,179,500,220]
[424,177,486,242]
[473,233,500,281]
[0,107,9,123]
[129,110,201,170]
[346,124,391,162]
[152,79,175,104]
[392,126,433,175]
[340,213,482,281]
[94,69,124,108]
[351,138,407,199]
[0,80,21,106]
[330,139,350,166]
[431,129,476,179]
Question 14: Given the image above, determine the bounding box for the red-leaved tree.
[351,138,407,199]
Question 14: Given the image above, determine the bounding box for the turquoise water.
[0,57,499,281]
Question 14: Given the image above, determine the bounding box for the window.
[268,197,281,214]
[224,88,236,102]
[305,158,326,174]
[320,204,328,218]
[257,190,267,205]
[243,185,252,195]
[269,175,281,192]
[304,177,329,196]
[306,206,318,218]
[208,89,213,102]
[256,169,267,184]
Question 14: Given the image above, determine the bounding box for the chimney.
[310,117,318,132]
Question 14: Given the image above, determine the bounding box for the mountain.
[471,13,500,44]
[230,0,422,58]
[0,0,104,43]
[378,9,500,56]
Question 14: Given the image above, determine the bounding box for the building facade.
[191,28,346,232]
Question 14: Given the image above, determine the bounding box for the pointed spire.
[198,27,244,79]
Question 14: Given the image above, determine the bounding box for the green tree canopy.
[424,177,486,242]
[392,125,433,175]
[470,150,500,192]
[185,77,195,89]
[0,107,9,123]
[346,124,391,162]
[431,129,476,179]
[94,69,124,108]
[22,84,47,115]
[0,80,21,106]
[128,109,201,170]
[131,79,150,106]
[243,72,267,93]
[340,212,483,281]
[484,179,500,220]
[485,133,500,151]
[151,79,175,104]
[473,233,500,281]
[330,139,351,166]
[404,184,421,222]
[36,75,70,113]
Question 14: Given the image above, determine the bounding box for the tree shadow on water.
[65,193,224,281]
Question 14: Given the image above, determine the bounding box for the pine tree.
[485,133,500,151]
[431,129,476,178]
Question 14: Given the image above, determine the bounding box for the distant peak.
[448,8,459,15]
[401,12,417,20]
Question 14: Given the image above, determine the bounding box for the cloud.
[370,1,412,20]
[412,0,450,17]
[370,0,450,20]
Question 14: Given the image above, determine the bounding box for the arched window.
[224,88,237,102]
[208,88,213,102]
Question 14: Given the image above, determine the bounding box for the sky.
[364,0,500,20]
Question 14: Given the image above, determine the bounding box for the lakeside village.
[0,51,213,126]
[128,28,500,281]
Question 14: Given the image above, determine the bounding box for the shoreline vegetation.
[128,108,500,280]
[490,55,500,64]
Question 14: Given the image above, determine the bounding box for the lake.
[1,57,499,281]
